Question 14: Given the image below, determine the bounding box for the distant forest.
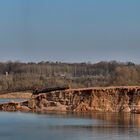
[0,61,139,92]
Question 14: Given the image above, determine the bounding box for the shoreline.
[0,86,140,113]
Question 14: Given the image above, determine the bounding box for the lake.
[0,98,28,104]
[0,99,140,140]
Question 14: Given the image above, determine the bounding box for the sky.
[0,0,140,63]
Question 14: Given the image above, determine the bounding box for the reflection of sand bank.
[71,112,140,136]
[75,112,140,128]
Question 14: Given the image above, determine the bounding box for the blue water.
[0,98,28,103]
[0,112,140,140]
[0,99,140,140]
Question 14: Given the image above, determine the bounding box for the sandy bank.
[0,92,32,99]
[1,86,140,113]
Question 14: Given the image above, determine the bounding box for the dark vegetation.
[0,61,139,92]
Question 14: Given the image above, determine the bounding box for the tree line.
[0,61,139,92]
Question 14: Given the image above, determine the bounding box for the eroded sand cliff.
[1,86,140,113]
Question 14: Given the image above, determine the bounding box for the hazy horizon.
[0,0,140,63]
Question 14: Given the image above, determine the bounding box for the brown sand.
[0,92,32,99]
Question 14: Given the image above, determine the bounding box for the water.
[0,112,140,140]
[0,99,140,140]
[0,98,28,103]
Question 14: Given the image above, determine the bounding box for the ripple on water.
[0,112,140,140]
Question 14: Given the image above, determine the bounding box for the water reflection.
[70,112,140,137]
[72,112,140,127]
[0,111,140,140]
[35,112,140,137]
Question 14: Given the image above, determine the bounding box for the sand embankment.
[0,92,32,99]
[1,86,140,113]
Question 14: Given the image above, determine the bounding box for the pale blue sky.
[0,0,140,63]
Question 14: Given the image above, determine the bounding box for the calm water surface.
[0,98,28,103]
[0,100,140,140]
